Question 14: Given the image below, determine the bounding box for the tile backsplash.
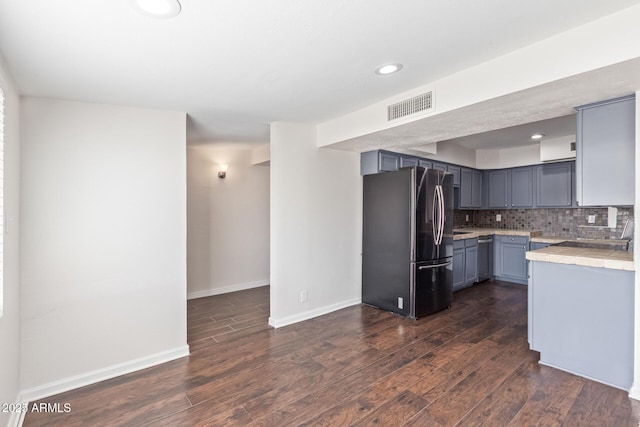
[454,207,634,240]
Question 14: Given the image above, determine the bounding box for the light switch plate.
[588,215,596,224]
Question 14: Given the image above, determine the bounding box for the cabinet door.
[464,245,478,285]
[400,156,419,168]
[460,169,473,208]
[432,162,447,173]
[452,248,465,291]
[577,96,635,206]
[447,165,461,187]
[419,159,433,169]
[471,170,483,208]
[511,167,533,207]
[536,162,572,207]
[487,170,509,208]
[494,236,529,284]
[379,152,400,172]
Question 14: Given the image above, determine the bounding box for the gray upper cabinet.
[487,167,533,208]
[460,168,482,209]
[418,159,433,169]
[400,156,419,168]
[487,170,509,208]
[380,152,400,172]
[576,95,635,206]
[432,162,447,173]
[535,162,573,207]
[447,165,461,187]
[511,167,533,208]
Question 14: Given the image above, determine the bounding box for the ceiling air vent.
[388,91,433,121]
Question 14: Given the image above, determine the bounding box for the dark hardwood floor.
[23,281,640,426]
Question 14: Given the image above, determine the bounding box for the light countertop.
[453,228,542,240]
[526,245,634,271]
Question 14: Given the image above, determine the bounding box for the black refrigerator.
[362,166,453,319]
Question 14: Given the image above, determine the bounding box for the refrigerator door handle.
[432,188,438,245]
[435,184,445,245]
[418,260,452,269]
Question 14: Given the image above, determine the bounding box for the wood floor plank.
[22,282,640,427]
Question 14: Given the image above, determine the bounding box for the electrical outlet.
[588,215,596,224]
[465,214,469,222]
[496,214,502,222]
[300,290,308,303]
[398,297,404,309]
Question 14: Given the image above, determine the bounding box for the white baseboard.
[18,345,190,404]
[7,393,26,427]
[628,383,640,401]
[538,360,630,392]
[269,298,361,328]
[187,279,269,300]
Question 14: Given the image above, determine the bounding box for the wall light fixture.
[218,164,228,178]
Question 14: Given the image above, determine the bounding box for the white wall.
[269,122,361,327]
[187,145,270,298]
[476,144,542,169]
[19,98,188,399]
[0,56,21,427]
[630,93,640,401]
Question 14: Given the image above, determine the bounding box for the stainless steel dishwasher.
[477,235,493,282]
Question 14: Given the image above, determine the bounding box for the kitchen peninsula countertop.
[526,245,634,271]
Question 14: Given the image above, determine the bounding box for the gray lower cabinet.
[453,242,465,291]
[494,235,529,285]
[535,162,573,207]
[529,261,633,390]
[576,95,635,206]
[529,241,551,250]
[453,238,478,291]
[464,239,478,284]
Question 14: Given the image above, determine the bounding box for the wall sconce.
[218,164,228,179]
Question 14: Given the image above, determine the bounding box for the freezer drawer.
[412,258,453,319]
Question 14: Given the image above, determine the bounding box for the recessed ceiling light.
[131,0,181,18]
[375,63,403,75]
[531,133,545,140]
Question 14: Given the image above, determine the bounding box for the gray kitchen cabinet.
[453,238,478,291]
[487,167,533,208]
[361,150,399,175]
[529,241,552,250]
[418,159,433,169]
[576,95,635,206]
[487,169,509,208]
[464,238,478,285]
[535,162,573,207]
[447,165,461,187]
[528,261,633,390]
[460,168,482,209]
[432,162,447,173]
[400,156,419,168]
[494,235,529,285]
[453,240,465,291]
[511,166,533,207]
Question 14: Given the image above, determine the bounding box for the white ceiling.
[442,115,577,150]
[1,0,640,147]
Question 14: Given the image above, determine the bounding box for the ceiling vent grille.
[388,91,433,121]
